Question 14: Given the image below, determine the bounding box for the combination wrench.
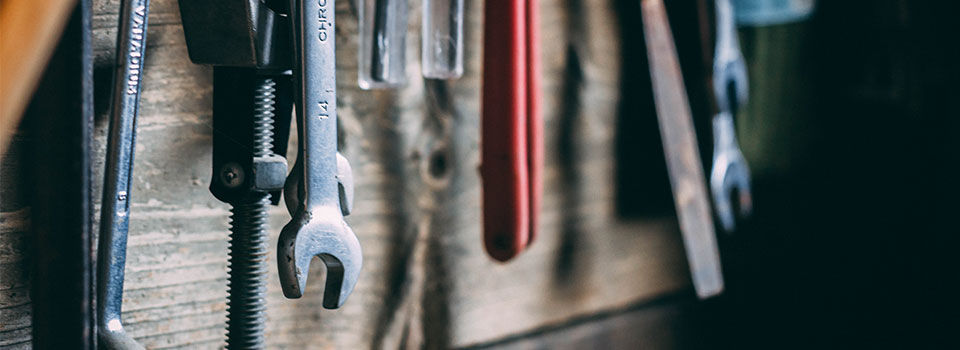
[97,0,149,348]
[709,0,753,232]
[279,0,363,308]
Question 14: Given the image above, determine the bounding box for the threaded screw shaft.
[225,78,276,349]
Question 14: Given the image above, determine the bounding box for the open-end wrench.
[279,0,363,308]
[709,0,752,232]
[480,0,542,262]
[97,0,149,348]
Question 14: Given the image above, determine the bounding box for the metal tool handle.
[359,0,408,88]
[713,0,748,113]
[279,0,362,309]
[292,0,340,207]
[422,0,464,78]
[97,0,149,348]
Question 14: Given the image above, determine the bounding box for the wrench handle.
[97,0,150,330]
[292,0,340,208]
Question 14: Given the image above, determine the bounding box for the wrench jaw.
[99,326,144,350]
[710,146,753,232]
[277,208,363,309]
[713,0,749,112]
[283,153,355,216]
[712,58,749,112]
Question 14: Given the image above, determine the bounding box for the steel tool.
[480,0,542,262]
[709,0,753,232]
[641,0,724,298]
[96,0,150,348]
[278,0,363,308]
[359,0,408,88]
[179,1,294,347]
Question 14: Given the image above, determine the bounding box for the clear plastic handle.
[359,0,408,89]
[421,0,463,79]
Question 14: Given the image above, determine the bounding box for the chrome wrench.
[710,0,752,232]
[279,0,362,308]
[97,0,149,348]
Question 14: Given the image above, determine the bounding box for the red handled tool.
[481,0,542,261]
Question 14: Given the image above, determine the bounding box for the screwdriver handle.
[422,0,464,78]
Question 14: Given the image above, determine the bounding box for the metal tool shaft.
[224,78,276,349]
[278,0,362,308]
[97,0,150,348]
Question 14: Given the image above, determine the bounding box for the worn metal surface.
[0,0,692,348]
[96,0,151,348]
[277,0,362,308]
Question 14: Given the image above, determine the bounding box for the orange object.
[0,0,78,155]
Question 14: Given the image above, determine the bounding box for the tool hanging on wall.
[96,0,150,348]
[359,0,466,88]
[481,0,542,261]
[707,0,753,232]
[277,0,363,308]
[359,0,408,88]
[179,0,293,347]
[422,0,465,78]
[641,0,725,298]
[180,0,360,346]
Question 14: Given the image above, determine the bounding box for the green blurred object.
[736,20,814,178]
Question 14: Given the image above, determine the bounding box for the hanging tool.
[641,0,724,298]
[422,0,465,78]
[277,0,363,308]
[179,1,294,347]
[481,0,542,261]
[359,0,408,88]
[708,0,752,232]
[97,0,149,348]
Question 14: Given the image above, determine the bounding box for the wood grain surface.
[1,0,691,348]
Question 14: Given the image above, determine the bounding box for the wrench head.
[283,154,354,216]
[336,152,355,216]
[277,207,363,308]
[283,158,303,216]
[710,149,753,232]
[712,58,749,113]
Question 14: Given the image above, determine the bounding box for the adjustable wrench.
[709,0,752,232]
[97,0,149,348]
[279,0,363,308]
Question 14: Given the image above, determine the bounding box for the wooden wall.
[1,0,692,348]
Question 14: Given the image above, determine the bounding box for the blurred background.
[616,0,960,348]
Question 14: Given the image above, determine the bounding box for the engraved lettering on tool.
[317,0,330,42]
[126,5,147,95]
[318,101,329,120]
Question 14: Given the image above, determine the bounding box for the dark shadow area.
[618,0,960,348]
